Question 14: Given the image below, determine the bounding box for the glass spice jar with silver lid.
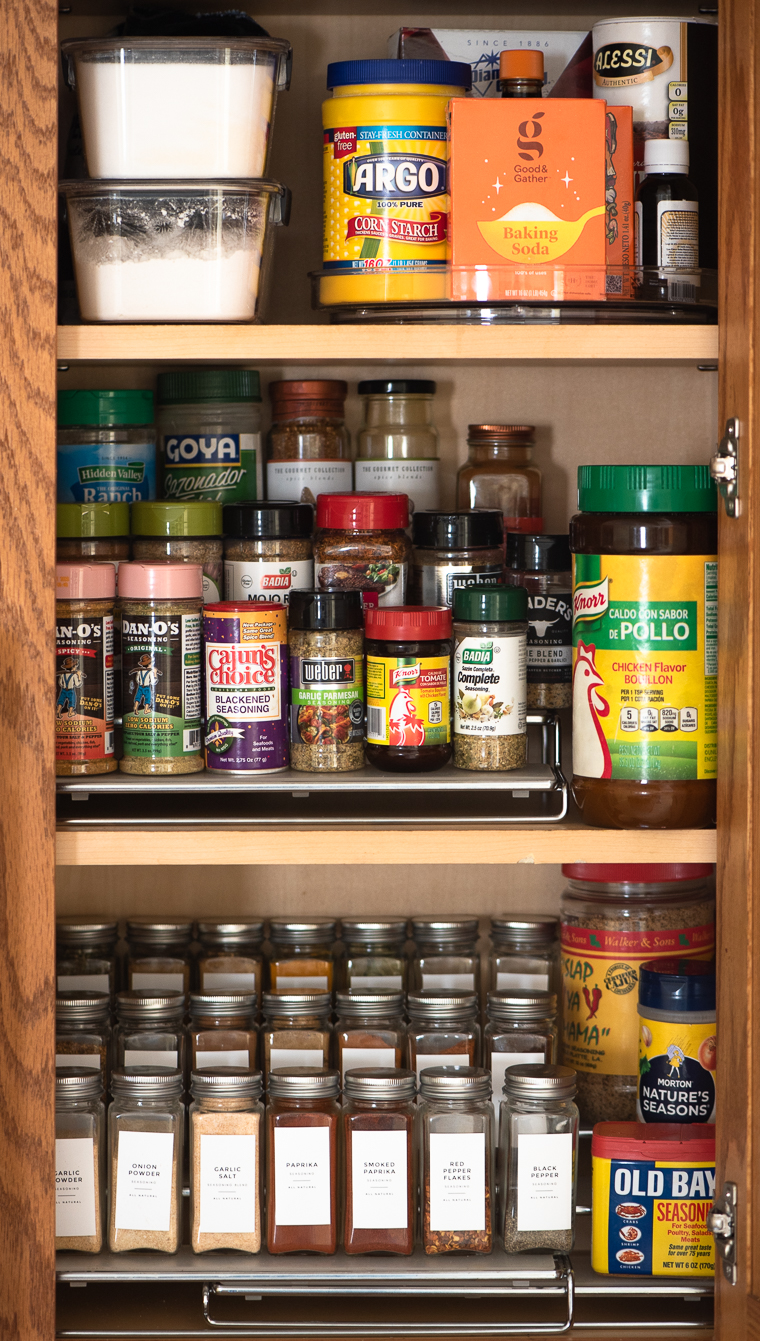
[409,917,480,993]
[195,919,264,997]
[189,992,258,1071]
[488,914,560,996]
[115,990,187,1076]
[261,990,333,1081]
[419,1066,494,1255]
[108,1067,184,1254]
[126,918,193,993]
[189,1068,264,1255]
[340,918,409,991]
[500,1064,579,1254]
[266,1067,341,1255]
[410,510,504,607]
[342,1067,417,1257]
[267,918,339,993]
[334,990,406,1082]
[56,991,111,1083]
[407,991,481,1080]
[484,991,558,1119]
[56,1067,106,1253]
[56,918,119,997]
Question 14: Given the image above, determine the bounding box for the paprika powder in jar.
[365,605,452,772]
[570,465,717,828]
[334,990,406,1081]
[266,1067,340,1254]
[342,1068,417,1256]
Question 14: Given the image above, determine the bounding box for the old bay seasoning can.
[204,602,288,773]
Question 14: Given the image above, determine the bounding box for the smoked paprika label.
[56,613,114,764]
[572,553,717,781]
[366,655,450,747]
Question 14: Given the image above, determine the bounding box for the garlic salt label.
[114,1130,175,1231]
[516,1132,573,1232]
[429,1132,486,1232]
[56,1137,97,1238]
[351,1130,408,1230]
[454,636,526,737]
[199,1133,258,1234]
[274,1126,332,1225]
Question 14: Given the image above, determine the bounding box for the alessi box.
[203,602,288,773]
[592,1123,715,1277]
[449,97,608,301]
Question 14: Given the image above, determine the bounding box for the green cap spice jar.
[56,502,131,569]
[452,585,528,772]
[131,501,223,604]
[157,367,263,504]
[57,389,156,504]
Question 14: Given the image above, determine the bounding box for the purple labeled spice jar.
[204,601,289,773]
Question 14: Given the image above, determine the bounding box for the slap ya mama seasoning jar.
[570,465,718,829]
[365,605,452,772]
[56,563,116,776]
[108,1068,184,1253]
[267,381,352,504]
[55,1067,106,1252]
[203,602,289,773]
[288,589,365,773]
[452,585,528,772]
[342,1068,417,1256]
[315,492,412,607]
[411,510,504,607]
[419,1066,494,1255]
[266,1067,341,1254]
[131,500,223,604]
[223,501,314,607]
[189,1068,264,1255]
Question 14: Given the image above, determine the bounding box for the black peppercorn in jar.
[410,509,504,606]
[288,590,365,772]
[314,493,412,608]
[506,532,572,710]
[365,605,452,773]
[223,501,313,607]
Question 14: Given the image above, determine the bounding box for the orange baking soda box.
[449,98,608,301]
[605,105,635,297]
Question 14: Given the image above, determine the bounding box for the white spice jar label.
[496,969,550,992]
[490,1052,545,1115]
[274,1126,332,1226]
[224,558,314,607]
[131,972,185,992]
[266,460,352,502]
[341,1047,396,1080]
[124,1050,178,1068]
[203,971,257,991]
[196,1050,250,1069]
[516,1131,572,1232]
[58,973,110,993]
[351,1129,408,1230]
[453,635,527,737]
[55,1053,101,1070]
[114,1130,174,1231]
[270,1047,324,1071]
[354,460,440,512]
[349,974,404,990]
[199,1133,258,1234]
[422,971,475,991]
[56,1137,97,1238]
[429,1132,485,1232]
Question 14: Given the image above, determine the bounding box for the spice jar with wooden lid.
[266,1067,341,1254]
[56,562,116,776]
[126,918,193,993]
[456,425,542,533]
[196,920,264,996]
[334,990,406,1082]
[484,990,558,1119]
[268,919,339,993]
[409,918,481,993]
[189,992,258,1072]
[407,991,481,1080]
[500,1064,579,1253]
[340,919,409,990]
[56,918,119,997]
[57,991,111,1086]
[189,1068,264,1254]
[488,914,560,996]
[261,990,332,1080]
[342,1068,417,1256]
[115,991,187,1078]
[267,380,352,504]
[419,1066,494,1255]
[56,1068,106,1253]
[108,1068,184,1253]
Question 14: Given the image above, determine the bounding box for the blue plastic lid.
[327,58,472,91]
[639,958,716,1013]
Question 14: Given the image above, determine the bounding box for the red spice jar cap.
[365,604,452,641]
[270,379,347,419]
[316,492,410,530]
[562,864,714,883]
[592,1122,715,1164]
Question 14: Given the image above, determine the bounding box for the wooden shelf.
[57,324,720,365]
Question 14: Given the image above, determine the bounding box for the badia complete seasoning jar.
[570,465,718,829]
[314,492,412,607]
[365,605,452,772]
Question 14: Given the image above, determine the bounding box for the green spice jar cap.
[577,465,717,514]
[156,368,261,405]
[131,501,223,536]
[453,584,528,622]
[57,501,131,538]
[57,389,154,427]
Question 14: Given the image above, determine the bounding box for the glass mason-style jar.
[195,920,264,997]
[354,379,441,514]
[189,992,258,1071]
[267,919,339,993]
[335,990,406,1082]
[407,991,481,1079]
[266,1068,341,1254]
[500,1064,579,1253]
[410,917,480,993]
[56,991,111,1085]
[484,991,558,1119]
[189,1068,264,1255]
[261,990,332,1080]
[456,425,542,533]
[126,919,193,993]
[131,501,224,605]
[340,918,409,991]
[115,990,187,1077]
[419,1066,494,1254]
[342,1067,417,1256]
[56,918,119,997]
[506,532,572,710]
[108,1068,184,1253]
[267,380,352,504]
[55,1067,106,1253]
[488,915,560,996]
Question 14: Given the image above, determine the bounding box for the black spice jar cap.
[507,532,571,573]
[223,501,313,540]
[288,589,364,631]
[412,509,503,550]
[358,379,436,396]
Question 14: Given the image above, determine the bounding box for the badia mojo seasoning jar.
[223,501,314,607]
[365,605,452,772]
[570,465,717,829]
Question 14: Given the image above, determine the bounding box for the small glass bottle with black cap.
[222,501,314,608]
[506,533,572,709]
[354,380,440,514]
[288,589,365,772]
[410,509,504,606]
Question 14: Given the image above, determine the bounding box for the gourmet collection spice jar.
[410,917,480,993]
[288,589,365,772]
[488,915,560,995]
[484,991,558,1117]
[411,510,504,607]
[56,502,131,570]
[314,493,412,607]
[365,605,452,772]
[261,990,332,1079]
[156,367,263,504]
[452,585,528,772]
[189,992,258,1071]
[196,920,264,995]
[334,990,406,1081]
[108,1068,184,1253]
[560,864,715,1125]
[354,380,441,513]
[266,1067,341,1254]
[56,563,116,776]
[267,380,352,503]
[223,501,314,606]
[456,426,541,532]
[114,991,186,1075]
[500,1064,579,1253]
[506,533,572,709]
[55,1067,106,1253]
[131,501,223,604]
[407,991,481,1079]
[268,919,338,992]
[57,389,156,504]
[56,992,111,1084]
[637,958,716,1125]
[340,918,409,990]
[204,602,289,774]
[342,1068,417,1256]
[119,563,204,775]
[56,918,119,996]
[570,464,718,829]
[126,919,193,993]
[189,1068,264,1254]
[419,1066,494,1255]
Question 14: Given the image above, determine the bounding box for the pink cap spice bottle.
[56,562,117,776]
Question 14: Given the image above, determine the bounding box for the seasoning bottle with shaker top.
[354,380,441,512]
[288,589,365,773]
[56,563,116,776]
[266,1067,341,1254]
[223,501,314,607]
[156,367,263,504]
[419,1066,494,1255]
[268,918,339,993]
[506,533,572,709]
[340,918,409,990]
[189,992,258,1071]
[500,1064,579,1253]
[452,585,528,772]
[410,917,480,993]
[196,920,264,995]
[407,991,481,1079]
[411,510,504,606]
[342,1068,417,1256]
[261,991,332,1080]
[126,918,193,993]
[334,990,406,1081]
[114,991,186,1076]
[56,918,118,997]
[56,992,111,1084]
[56,502,130,570]
[456,425,542,532]
[131,501,223,604]
[267,380,352,504]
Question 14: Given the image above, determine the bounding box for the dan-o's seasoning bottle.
[56,562,116,776]
[570,465,717,828]
[189,1068,264,1254]
[266,1067,341,1254]
[506,533,572,709]
[288,589,365,773]
[452,585,528,772]
[365,605,452,772]
[55,1067,106,1253]
[419,1066,494,1255]
[334,990,406,1081]
[500,1064,579,1254]
[314,493,412,607]
[343,1068,417,1256]
[108,1068,184,1254]
[407,991,481,1080]
[267,380,352,504]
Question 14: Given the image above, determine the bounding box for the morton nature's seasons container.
[637,959,716,1125]
[591,1123,715,1277]
[321,59,472,307]
[203,602,289,773]
[55,563,116,776]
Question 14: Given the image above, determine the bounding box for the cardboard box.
[449,98,608,302]
[388,29,592,99]
[605,105,635,295]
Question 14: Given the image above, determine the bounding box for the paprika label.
[637,1013,716,1124]
[366,654,450,747]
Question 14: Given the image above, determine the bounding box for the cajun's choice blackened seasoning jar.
[571,465,717,829]
[314,493,412,608]
[56,563,116,775]
[223,501,314,607]
[288,590,365,772]
[204,602,289,774]
[506,533,572,709]
[365,605,452,772]
[411,509,504,606]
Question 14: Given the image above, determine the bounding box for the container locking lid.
[222,501,313,541]
[327,58,472,90]
[267,1067,340,1099]
[316,492,409,531]
[157,368,261,405]
[638,958,716,1013]
[287,590,364,631]
[339,917,408,943]
[57,389,154,427]
[126,918,193,945]
[56,563,116,599]
[335,990,405,1017]
[56,1067,104,1098]
[591,1122,716,1163]
[365,604,451,641]
[500,49,544,80]
[191,1067,263,1099]
[118,562,203,600]
[453,585,528,623]
[577,465,716,514]
[56,991,111,1022]
[131,501,222,537]
[406,990,479,1020]
[57,502,131,539]
[189,991,258,1018]
[506,533,571,573]
[412,509,504,550]
[268,917,337,946]
[116,990,186,1020]
[196,919,265,945]
[562,864,714,883]
[503,1063,576,1100]
[358,380,436,396]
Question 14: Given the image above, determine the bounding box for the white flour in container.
[76,250,262,322]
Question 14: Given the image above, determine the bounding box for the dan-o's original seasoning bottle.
[119,563,203,775]
[56,563,116,775]
[365,605,452,772]
[288,590,365,773]
[571,465,717,829]
[203,602,289,774]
